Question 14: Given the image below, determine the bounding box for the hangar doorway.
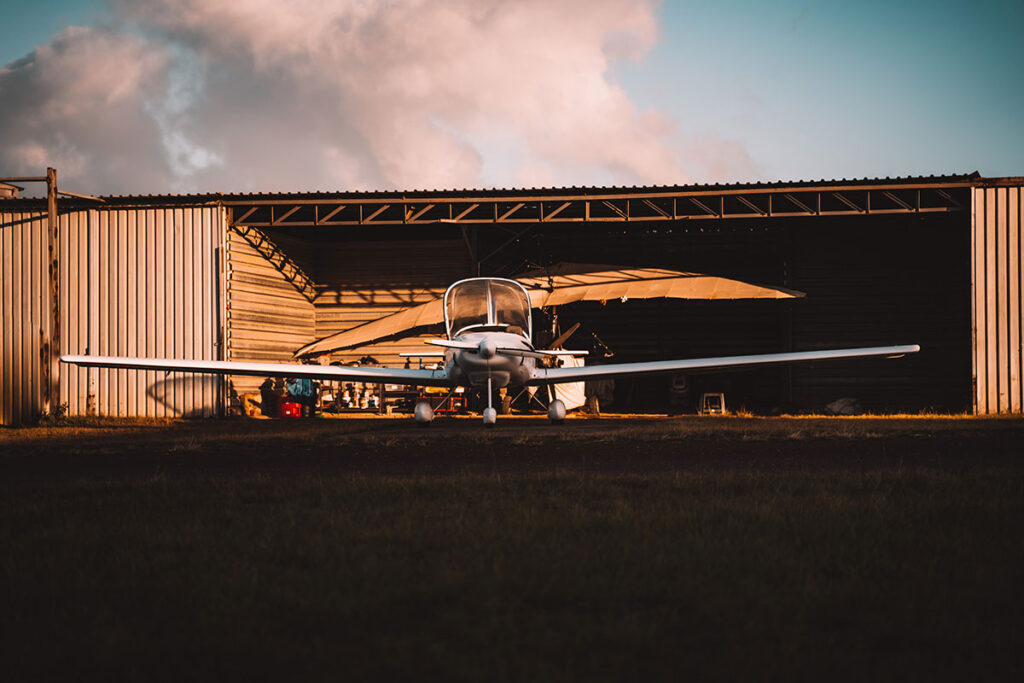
[223,179,976,415]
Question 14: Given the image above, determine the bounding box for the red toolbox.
[280,401,302,418]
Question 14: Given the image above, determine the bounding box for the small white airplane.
[62,277,919,425]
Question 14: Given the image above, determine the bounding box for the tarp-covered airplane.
[63,275,919,425]
[294,263,807,358]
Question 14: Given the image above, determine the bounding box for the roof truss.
[225,183,970,229]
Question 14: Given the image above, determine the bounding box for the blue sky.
[0,0,1020,194]
[0,0,105,62]
[616,0,1023,180]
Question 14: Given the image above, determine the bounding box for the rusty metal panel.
[57,206,226,418]
[0,211,49,425]
[971,184,1024,414]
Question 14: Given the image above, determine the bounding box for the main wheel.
[414,401,434,426]
[547,399,566,424]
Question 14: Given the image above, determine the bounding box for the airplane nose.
[478,338,497,359]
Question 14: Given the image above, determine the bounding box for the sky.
[0,0,1020,196]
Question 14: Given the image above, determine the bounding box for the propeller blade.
[548,322,581,350]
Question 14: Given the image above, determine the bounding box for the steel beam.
[223,184,970,228]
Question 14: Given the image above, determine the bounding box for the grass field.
[2,415,1022,681]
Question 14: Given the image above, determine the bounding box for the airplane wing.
[60,355,455,387]
[527,345,920,385]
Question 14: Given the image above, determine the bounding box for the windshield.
[445,278,531,339]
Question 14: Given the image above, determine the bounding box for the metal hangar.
[2,171,1022,424]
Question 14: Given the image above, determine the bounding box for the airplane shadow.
[146,376,223,418]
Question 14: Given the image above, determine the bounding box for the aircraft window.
[446,279,531,338]
[490,281,530,337]
[448,280,489,336]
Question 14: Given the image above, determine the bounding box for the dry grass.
[1,415,1022,681]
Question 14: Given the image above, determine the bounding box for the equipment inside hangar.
[2,172,1022,424]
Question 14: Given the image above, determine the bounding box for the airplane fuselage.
[445,332,538,389]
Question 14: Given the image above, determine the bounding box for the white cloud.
[1,0,755,194]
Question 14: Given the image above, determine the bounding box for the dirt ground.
[3,413,1022,480]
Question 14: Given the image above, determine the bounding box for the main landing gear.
[547,399,566,424]
[414,400,434,426]
[414,387,567,426]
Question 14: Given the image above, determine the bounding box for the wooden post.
[45,167,59,413]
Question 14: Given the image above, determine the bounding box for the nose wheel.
[483,376,496,427]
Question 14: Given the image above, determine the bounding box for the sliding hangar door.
[1,205,225,424]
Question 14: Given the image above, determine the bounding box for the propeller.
[547,321,581,350]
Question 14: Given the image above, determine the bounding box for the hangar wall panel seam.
[972,185,1024,414]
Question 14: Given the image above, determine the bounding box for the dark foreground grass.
[3,463,1023,681]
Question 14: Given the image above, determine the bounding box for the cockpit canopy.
[444,278,532,340]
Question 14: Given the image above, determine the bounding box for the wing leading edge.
[528,345,920,385]
[60,355,455,388]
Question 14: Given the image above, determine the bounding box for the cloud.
[0,26,174,193]
[0,0,755,194]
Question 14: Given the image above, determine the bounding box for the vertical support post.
[783,224,794,407]
[45,167,59,414]
[472,226,480,276]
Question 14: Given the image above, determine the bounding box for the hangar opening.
[2,172,1021,424]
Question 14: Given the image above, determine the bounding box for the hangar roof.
[2,172,1004,225]
[0,171,981,204]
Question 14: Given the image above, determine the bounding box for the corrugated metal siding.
[0,212,49,425]
[3,205,225,424]
[225,227,315,398]
[309,239,468,366]
[59,207,226,418]
[972,186,1023,414]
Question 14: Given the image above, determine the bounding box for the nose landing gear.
[483,376,496,427]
